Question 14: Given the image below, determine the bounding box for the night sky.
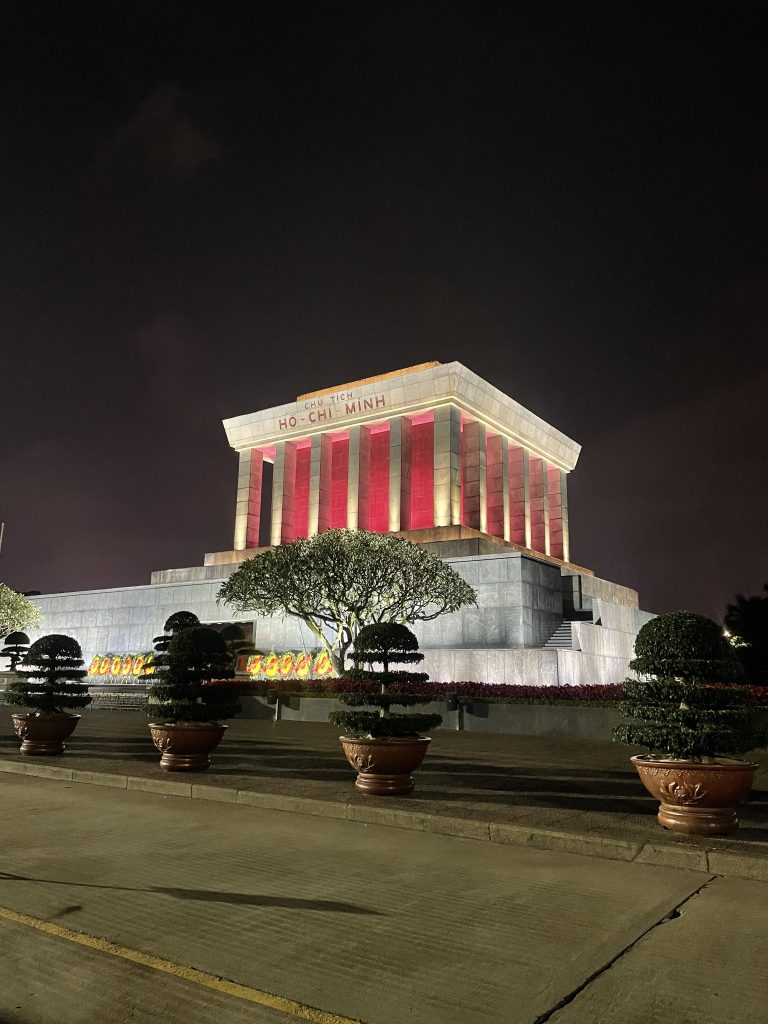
[2,4,766,619]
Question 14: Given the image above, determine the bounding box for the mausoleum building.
[22,362,653,686]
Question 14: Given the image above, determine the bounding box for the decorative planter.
[149,722,227,772]
[11,713,81,755]
[631,755,758,836]
[339,736,431,795]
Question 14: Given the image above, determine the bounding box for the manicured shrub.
[615,612,766,759]
[329,624,442,738]
[152,610,200,654]
[1,631,30,671]
[147,625,240,724]
[4,634,91,714]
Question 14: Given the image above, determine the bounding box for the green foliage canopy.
[629,610,741,683]
[615,611,766,760]
[0,583,41,638]
[218,529,477,672]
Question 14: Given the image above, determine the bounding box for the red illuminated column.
[292,443,311,539]
[460,419,486,532]
[508,445,530,548]
[409,415,434,529]
[329,435,349,528]
[485,434,508,540]
[434,405,461,527]
[547,467,569,561]
[529,456,550,555]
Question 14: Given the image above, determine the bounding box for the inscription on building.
[278,392,386,431]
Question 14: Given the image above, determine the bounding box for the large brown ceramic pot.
[149,722,227,771]
[631,755,758,836]
[339,736,431,795]
[11,713,81,755]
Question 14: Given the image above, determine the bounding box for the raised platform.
[150,525,595,586]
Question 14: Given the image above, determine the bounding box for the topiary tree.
[218,529,477,673]
[4,634,91,715]
[152,610,200,654]
[147,625,240,724]
[330,623,442,738]
[1,631,30,671]
[614,612,766,760]
[0,583,41,638]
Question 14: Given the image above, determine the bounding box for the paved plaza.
[0,714,767,1022]
[1,773,767,1024]
[1,712,766,872]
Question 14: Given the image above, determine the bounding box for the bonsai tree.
[614,611,766,760]
[152,610,200,654]
[4,634,91,715]
[0,583,41,636]
[1,631,30,671]
[147,625,241,724]
[329,623,442,738]
[218,529,477,673]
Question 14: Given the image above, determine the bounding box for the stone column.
[399,417,413,531]
[561,473,570,563]
[529,456,550,555]
[233,449,252,551]
[346,425,361,530]
[317,434,333,533]
[388,418,402,531]
[508,445,530,548]
[460,419,486,532]
[270,442,286,546]
[433,405,461,528]
[548,468,570,562]
[357,427,371,531]
[486,434,508,540]
[307,435,322,537]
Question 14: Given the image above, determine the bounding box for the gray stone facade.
[23,549,651,686]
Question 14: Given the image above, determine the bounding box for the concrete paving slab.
[0,913,297,1024]
[549,876,768,1024]
[0,776,712,1024]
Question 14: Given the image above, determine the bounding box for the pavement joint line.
[0,903,365,1024]
[529,875,717,1023]
[2,759,767,881]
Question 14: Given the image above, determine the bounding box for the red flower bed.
[206,677,624,703]
[204,677,768,705]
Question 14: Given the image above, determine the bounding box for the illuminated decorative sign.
[87,653,155,678]
[245,651,335,679]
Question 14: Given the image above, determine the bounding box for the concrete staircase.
[544,621,574,650]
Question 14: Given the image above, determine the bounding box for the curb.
[2,759,766,882]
